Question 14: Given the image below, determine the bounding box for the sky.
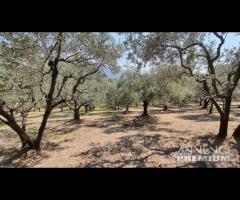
[111,32,240,68]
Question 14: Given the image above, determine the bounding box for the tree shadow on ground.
[42,141,67,151]
[72,133,183,168]
[177,113,235,122]
[84,114,190,135]
[150,109,187,115]
[74,132,228,168]
[0,148,43,168]
[176,161,217,168]
[47,119,85,135]
[86,111,116,116]
[0,147,34,167]
[84,115,124,129]
[0,140,71,167]
[108,116,188,134]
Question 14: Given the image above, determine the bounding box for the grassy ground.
[0,104,240,168]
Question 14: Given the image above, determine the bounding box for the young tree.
[60,33,121,122]
[134,72,158,116]
[118,71,138,112]
[105,79,122,110]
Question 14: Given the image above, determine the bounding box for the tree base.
[163,106,168,111]
[123,110,130,114]
[233,125,240,138]
[141,113,150,117]
[73,119,80,123]
[216,133,227,139]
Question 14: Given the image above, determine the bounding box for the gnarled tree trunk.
[34,106,52,150]
[74,109,80,122]
[217,97,232,138]
[142,100,149,116]
[84,105,88,113]
[60,105,64,112]
[202,99,210,109]
[163,104,168,111]
[208,100,213,114]
[72,100,81,123]
[125,105,129,112]
[233,124,240,138]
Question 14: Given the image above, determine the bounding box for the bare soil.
[0,104,240,168]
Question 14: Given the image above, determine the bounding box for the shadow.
[177,113,235,122]
[110,116,189,135]
[0,140,71,167]
[72,134,186,168]
[84,115,124,129]
[0,147,30,167]
[47,119,85,135]
[176,161,217,168]
[86,111,116,116]
[150,109,187,115]
[122,110,136,115]
[83,114,189,135]
[193,133,225,148]
[99,116,159,134]
[42,141,66,151]
[233,136,240,156]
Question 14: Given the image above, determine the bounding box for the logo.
[176,145,232,162]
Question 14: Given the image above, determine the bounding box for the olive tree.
[60,33,121,122]
[0,32,121,150]
[133,71,159,116]
[125,32,240,138]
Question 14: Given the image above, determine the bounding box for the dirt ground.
[0,104,240,168]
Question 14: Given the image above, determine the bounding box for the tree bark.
[60,105,64,112]
[201,99,209,109]
[74,109,80,122]
[72,99,81,122]
[142,100,149,116]
[11,122,33,148]
[84,105,88,113]
[217,97,232,138]
[208,100,213,114]
[21,112,28,133]
[34,107,52,150]
[163,104,168,111]
[88,105,91,112]
[0,104,33,148]
[222,99,225,111]
[233,124,240,138]
[125,105,129,112]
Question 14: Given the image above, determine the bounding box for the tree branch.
[211,32,225,62]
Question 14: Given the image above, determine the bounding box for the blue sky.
[111,32,240,68]
[224,32,240,48]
